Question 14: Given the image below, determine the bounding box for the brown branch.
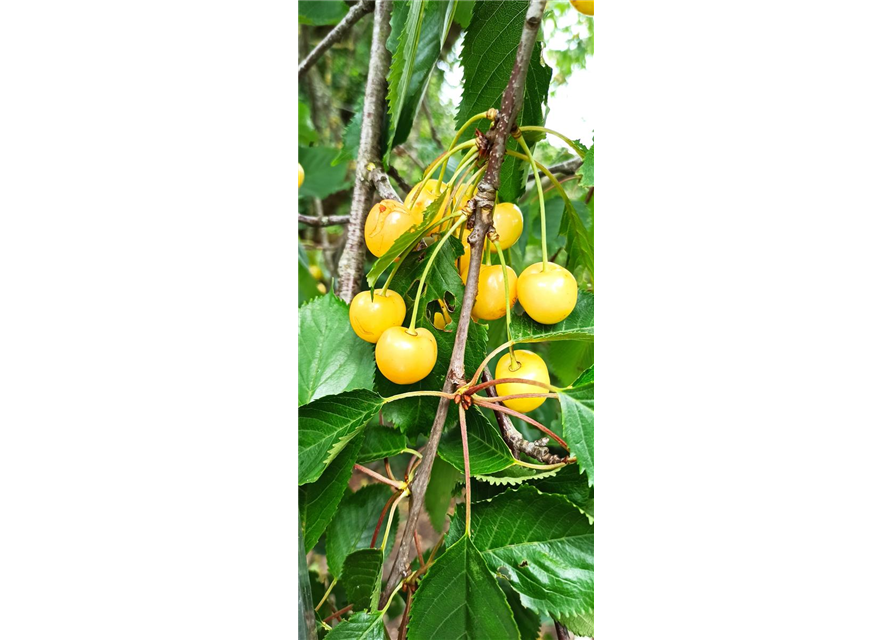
[298,213,351,227]
[335,0,394,303]
[368,165,402,201]
[555,620,573,640]
[380,0,548,605]
[386,165,412,196]
[527,157,583,181]
[323,604,354,624]
[298,0,375,81]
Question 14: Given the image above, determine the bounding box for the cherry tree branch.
[527,157,583,182]
[380,0,548,604]
[335,0,394,303]
[298,0,375,81]
[298,213,351,227]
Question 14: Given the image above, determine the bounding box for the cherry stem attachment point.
[470,339,514,386]
[474,399,570,450]
[354,463,405,490]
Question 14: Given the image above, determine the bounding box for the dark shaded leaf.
[300,435,363,549]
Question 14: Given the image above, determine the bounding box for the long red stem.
[474,399,570,450]
[465,377,554,395]
[370,490,400,548]
[323,604,353,624]
[458,406,472,535]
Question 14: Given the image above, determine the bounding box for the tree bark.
[335,0,394,303]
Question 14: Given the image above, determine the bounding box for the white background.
[604,56,893,640]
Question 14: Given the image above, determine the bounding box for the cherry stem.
[314,577,338,612]
[518,126,587,158]
[470,339,514,386]
[474,399,570,450]
[408,215,467,332]
[484,392,559,403]
[492,240,517,367]
[408,140,477,213]
[370,489,400,548]
[516,134,548,270]
[380,488,410,551]
[505,150,575,215]
[465,376,559,395]
[383,390,453,404]
[458,405,472,536]
[514,458,573,470]
[437,111,491,186]
[323,604,353,624]
[354,463,405,490]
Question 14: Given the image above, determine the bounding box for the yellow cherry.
[309,265,323,281]
[517,261,578,324]
[298,163,305,187]
[433,300,451,330]
[570,0,594,16]
[317,282,326,294]
[494,349,551,413]
[489,202,524,251]
[349,289,407,344]
[471,264,518,321]
[364,199,422,257]
[376,326,438,384]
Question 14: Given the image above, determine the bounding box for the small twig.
[387,165,412,196]
[323,604,354,624]
[298,0,375,80]
[366,164,402,201]
[527,157,583,182]
[355,464,405,490]
[475,399,570,451]
[298,213,351,226]
[555,620,573,640]
[397,587,414,640]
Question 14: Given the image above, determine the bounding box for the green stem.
[505,150,575,212]
[315,577,338,612]
[402,447,423,460]
[406,140,477,212]
[437,111,491,186]
[518,126,586,158]
[383,390,453,404]
[514,459,572,471]
[380,488,409,551]
[408,216,467,332]
[516,134,548,270]
[380,211,467,295]
[493,240,517,367]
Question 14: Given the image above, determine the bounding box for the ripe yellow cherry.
[349,289,407,344]
[517,262,578,324]
[309,265,323,281]
[405,179,446,219]
[471,264,518,321]
[458,240,471,278]
[317,282,326,294]
[298,163,305,187]
[376,326,438,384]
[489,202,524,251]
[433,300,451,330]
[364,199,422,257]
[494,350,551,413]
[570,0,594,16]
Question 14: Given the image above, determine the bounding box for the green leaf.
[299,0,348,26]
[299,100,318,145]
[501,580,542,640]
[407,535,520,640]
[357,424,406,464]
[326,484,398,578]
[425,456,461,533]
[528,465,594,523]
[333,104,363,166]
[298,389,383,486]
[513,290,595,343]
[474,464,562,486]
[558,609,594,638]
[440,406,514,476]
[385,1,453,154]
[559,378,594,487]
[375,237,488,435]
[299,435,363,549]
[457,0,552,201]
[450,485,594,618]
[298,245,324,306]
[453,0,475,28]
[559,199,594,278]
[325,611,386,640]
[341,548,383,611]
[572,365,594,387]
[579,145,594,189]
[299,295,375,406]
[366,190,448,290]
[298,146,352,199]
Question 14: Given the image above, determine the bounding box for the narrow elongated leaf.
[457,0,552,201]
[341,548,383,611]
[299,435,363,549]
[299,294,375,406]
[449,486,594,618]
[559,378,594,487]
[326,611,386,640]
[358,424,406,464]
[560,199,595,277]
[407,535,520,640]
[386,1,453,154]
[366,191,447,289]
[440,406,514,476]
[326,484,398,578]
[512,290,595,343]
[376,237,488,435]
[425,456,461,533]
[298,389,383,485]
[579,145,594,189]
[297,146,352,199]
[298,100,318,145]
[299,0,348,25]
